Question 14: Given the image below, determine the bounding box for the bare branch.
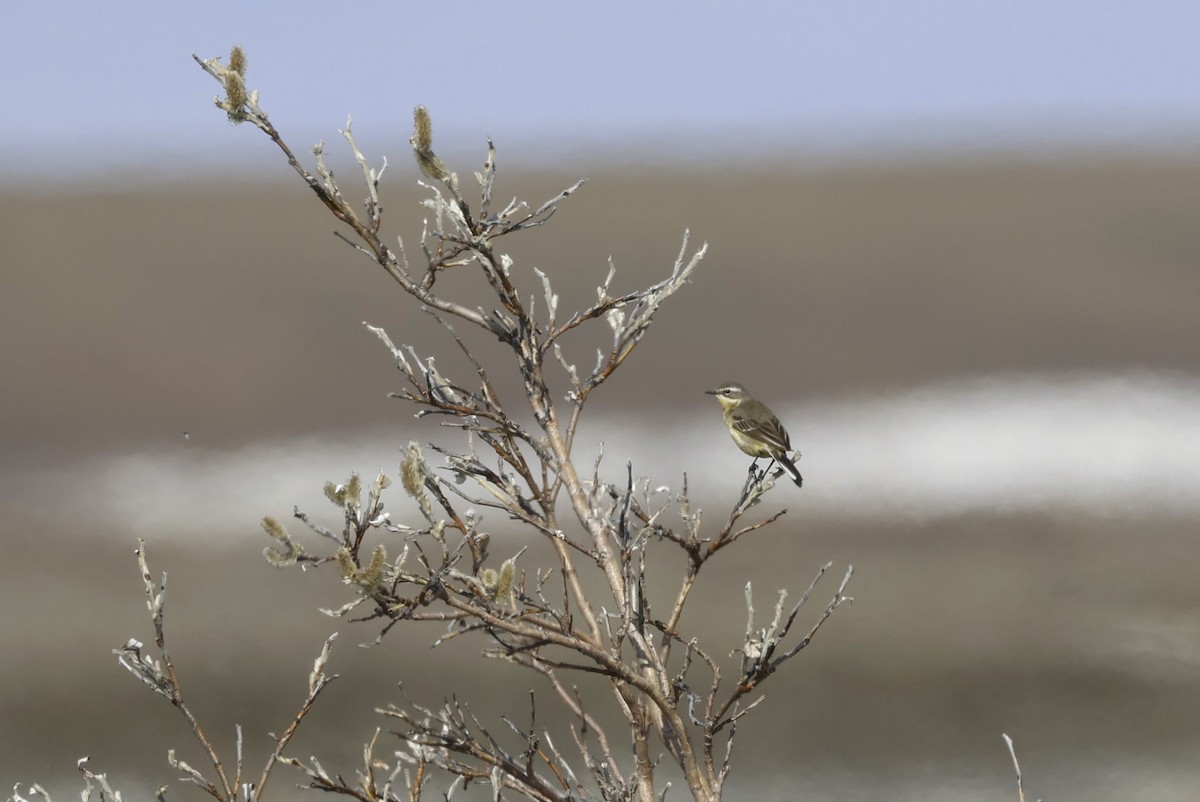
[1003,733,1034,802]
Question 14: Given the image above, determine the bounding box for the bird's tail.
[778,453,803,487]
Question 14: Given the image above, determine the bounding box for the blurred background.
[3,2,1200,800]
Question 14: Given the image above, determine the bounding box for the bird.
[706,381,803,486]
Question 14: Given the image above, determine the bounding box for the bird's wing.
[730,404,792,453]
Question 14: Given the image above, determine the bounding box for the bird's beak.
[704,389,719,395]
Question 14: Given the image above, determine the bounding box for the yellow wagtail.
[706,381,803,487]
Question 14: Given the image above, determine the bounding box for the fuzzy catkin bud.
[411,106,450,182]
[480,568,499,596]
[261,516,303,567]
[224,70,248,113]
[324,473,362,509]
[336,545,388,593]
[261,516,287,540]
[361,544,387,590]
[412,107,433,152]
[496,558,516,609]
[478,559,517,607]
[228,45,247,77]
[401,442,427,498]
[335,547,356,580]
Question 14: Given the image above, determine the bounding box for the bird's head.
[706,381,750,408]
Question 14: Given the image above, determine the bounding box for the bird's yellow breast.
[724,410,774,458]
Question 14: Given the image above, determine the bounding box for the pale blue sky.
[5,1,1200,177]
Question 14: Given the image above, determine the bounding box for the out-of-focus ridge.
[22,370,1197,542]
